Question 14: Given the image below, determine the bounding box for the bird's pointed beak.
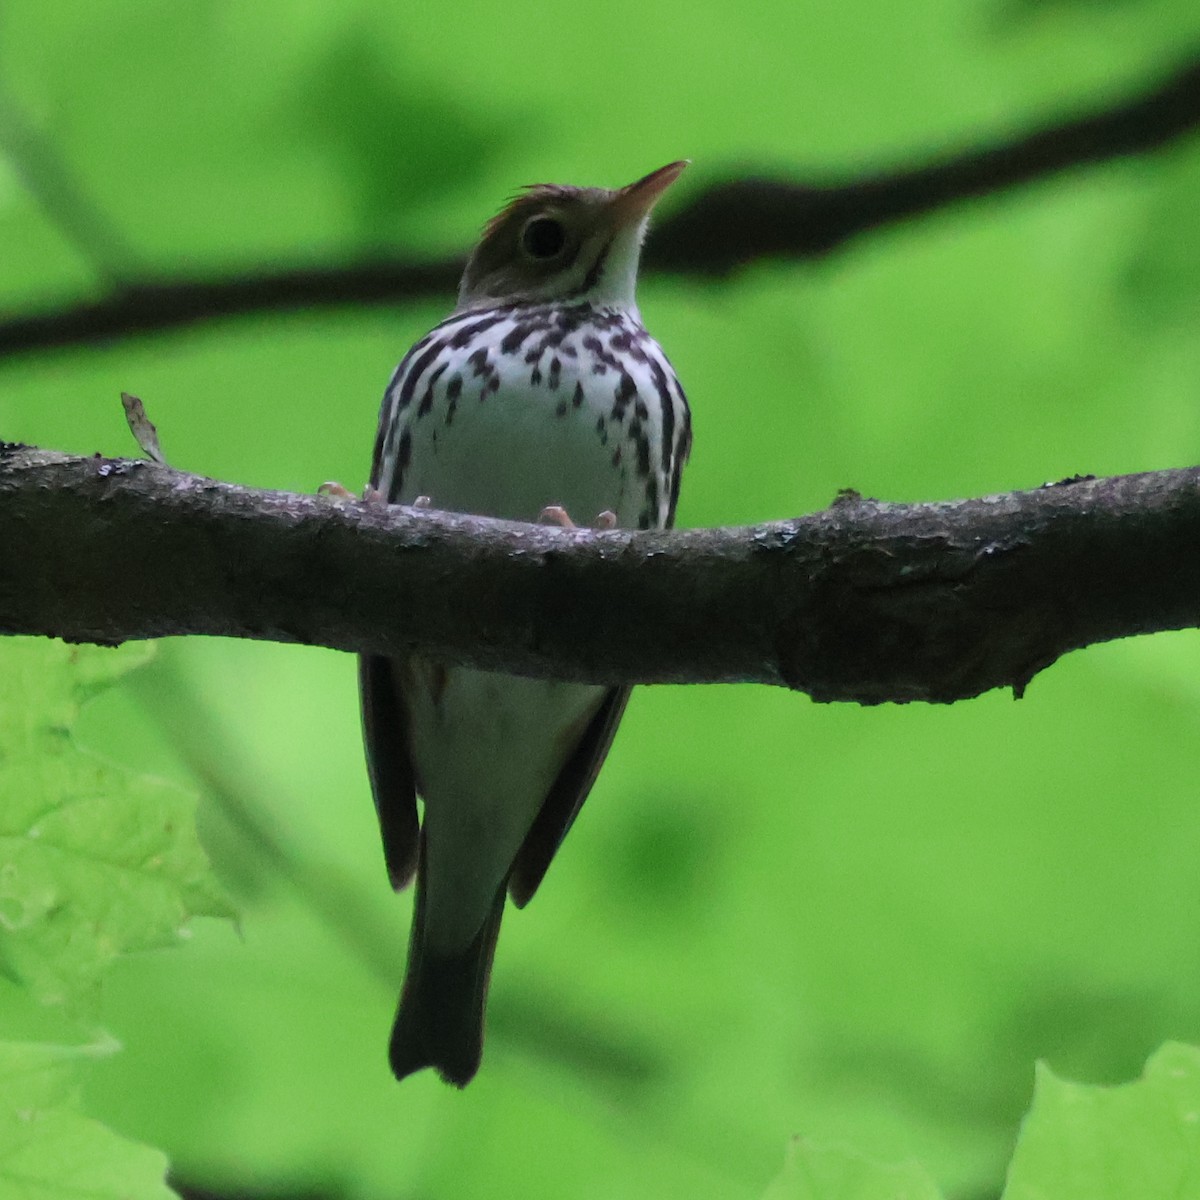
[608,160,689,229]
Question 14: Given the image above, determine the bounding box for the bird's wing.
[508,685,632,907]
[359,654,420,890]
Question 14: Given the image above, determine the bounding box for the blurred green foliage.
[0,1038,176,1200]
[0,641,230,1012]
[2,0,1199,1197]
[0,640,226,1200]
[1003,1043,1200,1199]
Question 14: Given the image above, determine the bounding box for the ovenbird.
[360,160,691,1085]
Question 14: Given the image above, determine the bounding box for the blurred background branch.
[0,53,1196,359]
[0,82,143,288]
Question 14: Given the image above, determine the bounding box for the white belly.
[403,661,602,951]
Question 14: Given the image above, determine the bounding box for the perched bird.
[361,161,691,1086]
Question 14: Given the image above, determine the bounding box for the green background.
[3,1,1200,1196]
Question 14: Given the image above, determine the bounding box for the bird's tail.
[389,839,506,1087]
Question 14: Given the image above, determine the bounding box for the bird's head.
[457,160,687,313]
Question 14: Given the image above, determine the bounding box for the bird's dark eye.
[521,216,566,260]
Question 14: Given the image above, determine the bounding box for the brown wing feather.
[358,654,420,891]
[508,685,632,908]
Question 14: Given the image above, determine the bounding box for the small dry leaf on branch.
[119,392,166,465]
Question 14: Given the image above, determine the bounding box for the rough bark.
[3,443,1198,703]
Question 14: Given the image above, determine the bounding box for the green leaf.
[763,1138,944,1200]
[0,1036,174,1200]
[1002,1042,1200,1199]
[0,639,232,1013]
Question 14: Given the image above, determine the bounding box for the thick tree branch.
[0,54,1196,359]
[3,443,1199,702]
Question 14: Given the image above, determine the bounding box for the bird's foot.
[320,482,400,509]
[319,483,430,514]
[538,505,618,530]
[538,504,575,528]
